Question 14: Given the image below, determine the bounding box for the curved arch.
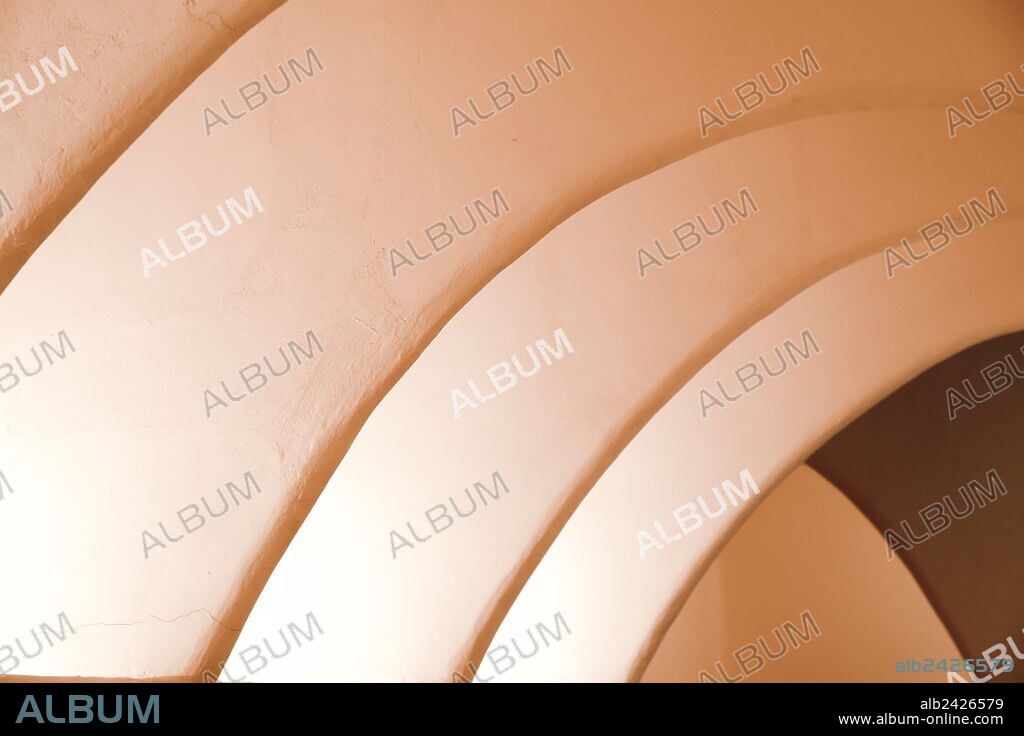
[2,0,1021,680]
[0,0,285,295]
[644,336,1024,683]
[641,464,959,683]
[231,135,1021,682]
[476,219,1024,682]
[808,330,1024,683]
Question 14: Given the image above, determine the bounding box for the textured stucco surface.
[0,0,1021,681]
[0,0,284,294]
[475,224,1024,682]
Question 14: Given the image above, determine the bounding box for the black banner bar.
[0,683,1018,731]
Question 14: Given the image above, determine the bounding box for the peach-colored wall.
[643,465,958,683]
[1,0,1021,682]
